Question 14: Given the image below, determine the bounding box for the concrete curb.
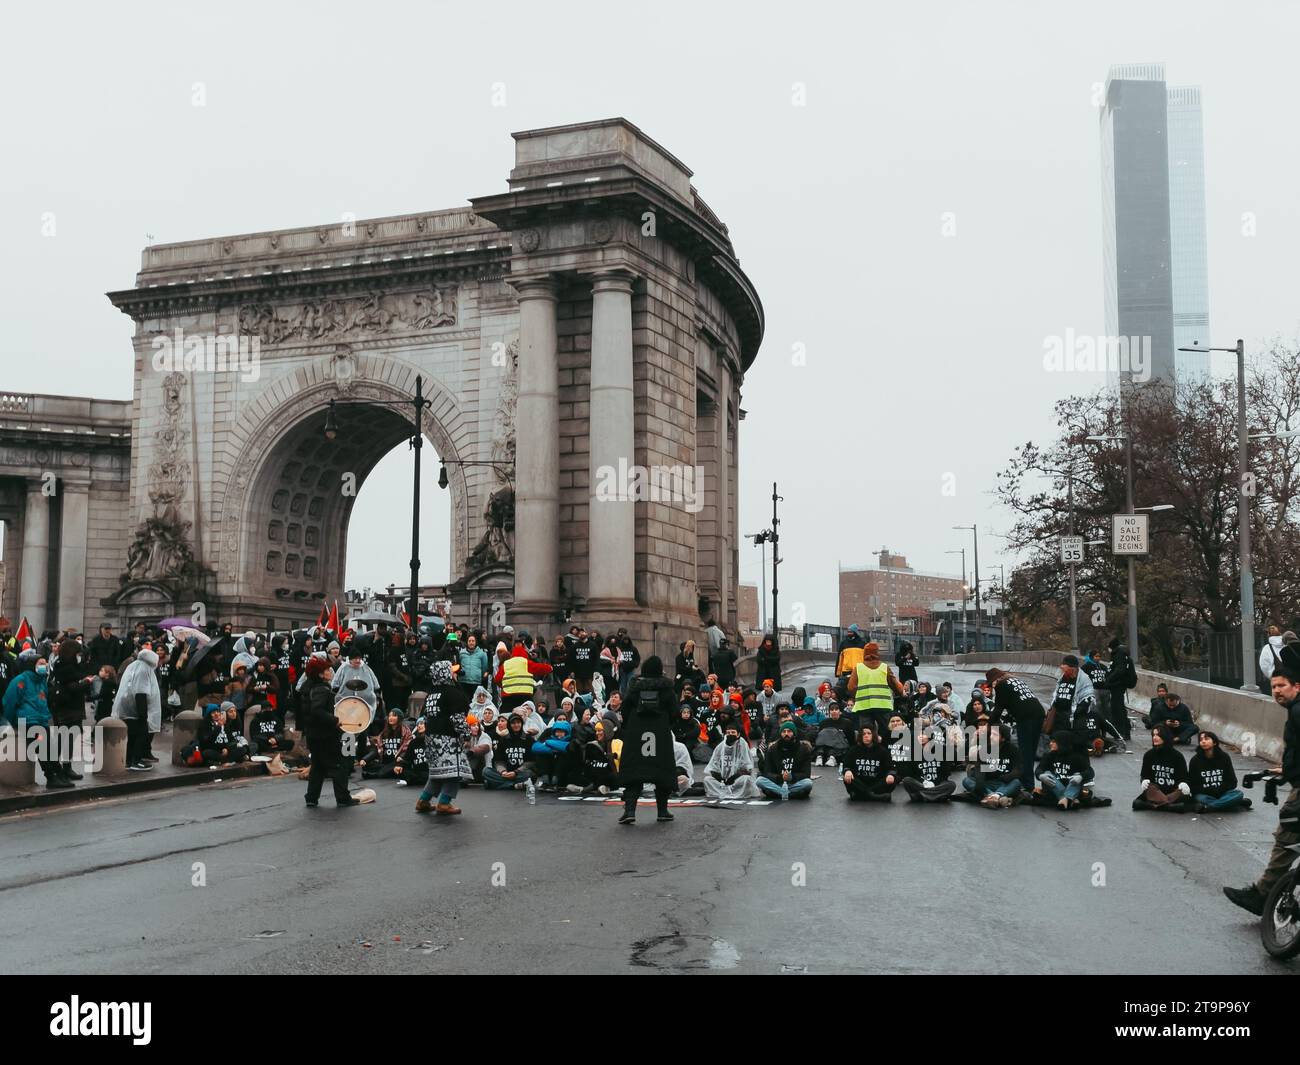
[0,760,271,817]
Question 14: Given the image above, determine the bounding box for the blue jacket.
[531,722,572,757]
[2,668,50,729]
[458,646,490,685]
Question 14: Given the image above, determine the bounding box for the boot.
[62,763,84,781]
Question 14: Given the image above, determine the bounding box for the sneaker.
[825,756,837,768]
[1057,798,1069,810]
[657,812,675,823]
[396,779,409,787]
[814,756,824,767]
[565,784,584,794]
[997,795,1014,808]
[1222,884,1266,916]
[45,776,75,789]
[304,799,318,807]
[513,782,526,791]
[128,762,154,772]
[140,755,159,764]
[598,784,609,796]
[618,814,636,825]
[1240,797,1252,809]
[63,766,84,780]
[337,797,362,807]
[980,794,999,807]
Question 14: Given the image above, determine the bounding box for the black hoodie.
[1035,733,1093,783]
[1187,746,1237,798]
[1141,742,1188,792]
[894,732,950,784]
[762,735,812,782]
[843,736,893,784]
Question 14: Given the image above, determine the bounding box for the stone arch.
[216,358,476,616]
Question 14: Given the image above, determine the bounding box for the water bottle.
[526,778,536,805]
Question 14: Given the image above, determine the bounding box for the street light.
[1180,339,1258,689]
[1084,431,1141,659]
[953,525,980,652]
[945,548,966,654]
[437,458,514,492]
[323,399,338,441]
[749,531,771,632]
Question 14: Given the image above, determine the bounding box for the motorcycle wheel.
[1260,868,1300,960]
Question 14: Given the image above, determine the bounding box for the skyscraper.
[1100,64,1211,390]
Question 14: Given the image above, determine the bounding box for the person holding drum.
[302,656,361,808]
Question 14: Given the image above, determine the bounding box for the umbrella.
[178,637,225,680]
[353,610,404,625]
[167,625,210,646]
[158,616,200,631]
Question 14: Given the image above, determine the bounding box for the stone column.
[587,270,637,609]
[18,480,51,633]
[511,276,560,613]
[57,478,91,633]
[715,360,731,624]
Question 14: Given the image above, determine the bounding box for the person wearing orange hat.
[847,642,906,737]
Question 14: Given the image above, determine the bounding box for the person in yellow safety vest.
[494,643,553,715]
[847,641,907,737]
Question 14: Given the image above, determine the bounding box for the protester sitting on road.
[516,699,546,739]
[796,695,825,735]
[813,703,854,767]
[530,718,577,792]
[673,703,707,763]
[249,698,295,757]
[1143,684,1170,726]
[1188,731,1250,812]
[756,720,813,801]
[814,682,835,716]
[197,704,249,767]
[1132,726,1192,812]
[756,679,779,723]
[1034,732,1091,810]
[483,713,533,790]
[1143,692,1198,745]
[962,723,1022,808]
[393,715,430,787]
[896,725,956,803]
[361,709,411,779]
[465,716,493,784]
[842,723,896,802]
[581,719,619,795]
[704,721,761,801]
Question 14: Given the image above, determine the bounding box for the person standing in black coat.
[49,640,95,781]
[709,637,738,689]
[616,656,677,825]
[1103,637,1136,740]
[894,642,919,685]
[301,657,359,808]
[755,636,782,691]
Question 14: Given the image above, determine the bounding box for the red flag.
[14,617,32,643]
[327,600,340,633]
[316,604,327,628]
[401,611,411,628]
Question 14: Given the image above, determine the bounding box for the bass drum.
[334,696,374,735]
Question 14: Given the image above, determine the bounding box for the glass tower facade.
[1100,64,1211,390]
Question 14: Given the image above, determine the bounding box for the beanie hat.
[1062,654,1080,667]
[779,720,797,736]
[305,656,330,678]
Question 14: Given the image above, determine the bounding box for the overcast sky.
[5,1,1298,624]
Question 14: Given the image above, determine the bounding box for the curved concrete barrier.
[956,650,1287,762]
[736,649,837,686]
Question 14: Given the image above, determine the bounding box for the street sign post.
[1060,535,1084,565]
[1111,514,1149,555]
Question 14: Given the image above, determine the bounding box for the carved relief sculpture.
[237,286,458,346]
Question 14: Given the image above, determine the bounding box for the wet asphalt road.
[0,662,1291,975]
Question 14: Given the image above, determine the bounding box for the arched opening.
[233,397,462,629]
[344,440,451,605]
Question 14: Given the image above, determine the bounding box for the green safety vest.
[852,662,893,713]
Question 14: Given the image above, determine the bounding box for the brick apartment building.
[839,550,966,629]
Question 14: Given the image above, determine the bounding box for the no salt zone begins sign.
[1111,513,1149,556]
